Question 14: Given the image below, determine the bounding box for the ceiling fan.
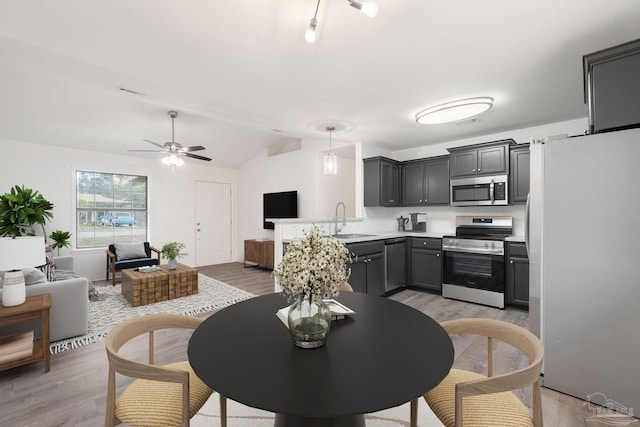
[129,111,212,163]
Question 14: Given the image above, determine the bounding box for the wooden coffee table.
[121,264,198,307]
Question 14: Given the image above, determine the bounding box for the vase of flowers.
[161,241,187,269]
[273,225,351,348]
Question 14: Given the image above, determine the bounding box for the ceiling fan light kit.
[305,0,378,43]
[128,110,212,173]
[415,97,494,124]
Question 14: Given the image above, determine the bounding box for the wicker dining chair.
[105,313,226,427]
[413,318,544,427]
[339,281,354,292]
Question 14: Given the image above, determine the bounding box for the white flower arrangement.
[273,225,351,300]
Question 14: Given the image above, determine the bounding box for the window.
[76,171,148,248]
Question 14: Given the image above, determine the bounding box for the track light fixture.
[305,0,378,43]
[347,0,378,18]
[306,0,321,43]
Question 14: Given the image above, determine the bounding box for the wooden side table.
[244,239,274,269]
[0,294,51,373]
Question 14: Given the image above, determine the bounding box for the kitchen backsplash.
[353,205,526,236]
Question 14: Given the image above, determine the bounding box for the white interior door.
[195,181,231,266]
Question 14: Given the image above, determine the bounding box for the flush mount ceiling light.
[415,97,494,124]
[305,0,378,43]
[324,126,337,175]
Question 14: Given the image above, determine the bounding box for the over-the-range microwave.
[450,175,508,206]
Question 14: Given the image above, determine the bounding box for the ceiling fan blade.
[184,152,212,161]
[181,145,206,152]
[128,149,164,152]
[143,139,166,149]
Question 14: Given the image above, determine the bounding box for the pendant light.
[324,126,337,175]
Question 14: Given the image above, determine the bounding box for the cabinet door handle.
[473,168,476,172]
[510,260,514,264]
[437,253,440,257]
[423,242,427,246]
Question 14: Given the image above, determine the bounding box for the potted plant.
[0,185,54,237]
[272,225,351,348]
[49,230,71,255]
[161,241,187,269]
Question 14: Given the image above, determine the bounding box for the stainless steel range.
[442,216,513,308]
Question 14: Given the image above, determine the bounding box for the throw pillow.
[0,268,47,287]
[23,268,48,285]
[114,242,147,261]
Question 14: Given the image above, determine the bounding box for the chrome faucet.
[334,202,346,235]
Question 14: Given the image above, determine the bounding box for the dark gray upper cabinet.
[583,38,640,134]
[510,145,530,204]
[448,140,513,178]
[364,157,400,207]
[401,156,450,206]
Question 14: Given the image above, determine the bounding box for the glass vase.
[287,293,331,349]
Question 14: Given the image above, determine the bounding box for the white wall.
[237,139,357,248]
[0,138,238,281]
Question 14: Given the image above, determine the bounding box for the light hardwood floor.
[0,262,594,426]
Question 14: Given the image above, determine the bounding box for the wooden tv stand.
[244,239,274,270]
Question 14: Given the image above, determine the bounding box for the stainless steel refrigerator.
[528,127,640,415]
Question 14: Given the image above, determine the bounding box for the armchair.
[106,242,161,286]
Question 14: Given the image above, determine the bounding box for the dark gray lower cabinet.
[409,237,442,292]
[346,241,385,296]
[506,242,529,308]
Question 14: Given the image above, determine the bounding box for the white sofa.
[0,256,90,342]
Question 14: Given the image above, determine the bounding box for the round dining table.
[188,292,453,427]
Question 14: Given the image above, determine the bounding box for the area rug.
[49,274,254,354]
[192,393,445,426]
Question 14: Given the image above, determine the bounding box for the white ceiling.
[1,0,639,168]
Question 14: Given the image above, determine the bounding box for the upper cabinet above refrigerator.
[584,38,640,134]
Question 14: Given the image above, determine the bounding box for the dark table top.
[188,292,453,418]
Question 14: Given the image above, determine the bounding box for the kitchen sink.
[332,233,377,239]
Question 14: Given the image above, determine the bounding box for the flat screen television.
[263,191,298,230]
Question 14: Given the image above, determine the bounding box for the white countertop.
[284,231,446,244]
[505,235,525,242]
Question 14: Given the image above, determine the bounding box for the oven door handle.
[443,247,504,256]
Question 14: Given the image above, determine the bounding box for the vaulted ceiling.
[1,0,639,168]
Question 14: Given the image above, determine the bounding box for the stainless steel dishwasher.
[384,237,406,292]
